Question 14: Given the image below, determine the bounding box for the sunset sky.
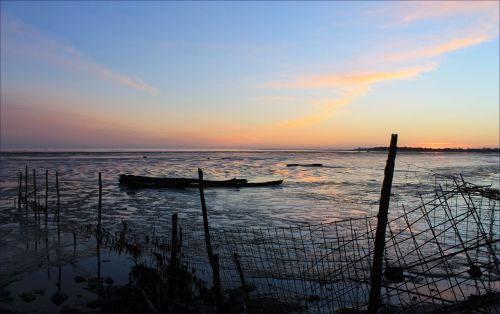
[1,1,499,150]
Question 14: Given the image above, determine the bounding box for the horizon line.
[1,146,499,153]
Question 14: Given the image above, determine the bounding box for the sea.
[0,150,498,311]
[1,151,498,229]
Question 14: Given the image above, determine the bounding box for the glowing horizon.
[1,2,499,150]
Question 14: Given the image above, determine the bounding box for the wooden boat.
[286,163,323,167]
[119,174,283,189]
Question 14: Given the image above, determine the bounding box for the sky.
[1,1,499,150]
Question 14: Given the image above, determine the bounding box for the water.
[1,151,498,229]
[0,151,498,311]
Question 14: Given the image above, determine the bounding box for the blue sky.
[1,1,499,149]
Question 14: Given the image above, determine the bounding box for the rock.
[60,308,82,313]
[20,292,36,302]
[51,292,68,305]
[87,277,103,291]
[87,299,102,309]
[33,289,45,295]
[74,276,86,283]
[306,295,320,302]
[0,289,13,304]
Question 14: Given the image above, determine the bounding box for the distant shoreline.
[357,147,500,153]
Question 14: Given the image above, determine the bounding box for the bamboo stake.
[368,134,398,313]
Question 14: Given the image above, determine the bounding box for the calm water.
[0,151,498,310]
[1,151,498,230]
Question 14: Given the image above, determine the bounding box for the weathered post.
[212,254,223,308]
[197,168,222,309]
[18,172,22,209]
[73,232,77,253]
[56,172,61,242]
[367,134,398,313]
[25,166,28,215]
[45,170,48,230]
[98,172,102,239]
[170,213,178,270]
[233,253,248,298]
[97,172,103,296]
[33,169,37,223]
[198,168,214,260]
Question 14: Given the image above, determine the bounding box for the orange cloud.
[266,65,435,90]
[395,1,499,24]
[276,86,369,128]
[385,34,497,62]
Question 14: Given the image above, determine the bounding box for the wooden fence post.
[233,253,248,298]
[98,172,102,239]
[25,165,28,215]
[197,168,222,309]
[97,172,103,296]
[33,169,37,223]
[18,172,22,209]
[198,168,214,261]
[56,172,60,242]
[45,170,48,230]
[170,213,178,270]
[367,134,398,313]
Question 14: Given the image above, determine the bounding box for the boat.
[119,174,283,189]
[286,163,323,167]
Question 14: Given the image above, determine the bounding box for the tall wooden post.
[98,172,102,239]
[170,213,178,270]
[197,168,222,309]
[45,170,48,230]
[198,168,214,260]
[25,165,28,215]
[233,253,248,298]
[18,172,22,209]
[33,169,37,223]
[367,134,398,313]
[97,172,103,296]
[56,172,60,242]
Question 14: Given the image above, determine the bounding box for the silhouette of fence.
[154,173,498,313]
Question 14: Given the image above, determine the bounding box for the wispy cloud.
[1,12,159,95]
